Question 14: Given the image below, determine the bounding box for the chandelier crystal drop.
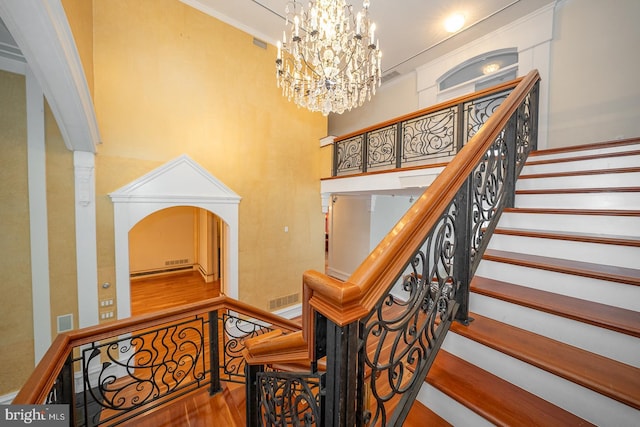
[276,0,382,115]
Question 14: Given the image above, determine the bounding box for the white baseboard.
[0,391,17,405]
[326,267,349,281]
[273,303,302,320]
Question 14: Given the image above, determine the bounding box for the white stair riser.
[475,261,640,312]
[442,333,638,426]
[469,293,640,367]
[498,212,640,237]
[528,143,640,162]
[514,192,640,210]
[487,233,640,269]
[516,171,640,190]
[416,383,493,427]
[522,154,640,174]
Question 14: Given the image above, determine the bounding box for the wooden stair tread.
[494,227,640,247]
[503,207,640,217]
[427,350,594,426]
[471,275,640,337]
[483,248,640,286]
[516,186,640,195]
[519,166,640,180]
[525,148,640,166]
[404,400,452,427]
[528,137,640,158]
[450,313,640,409]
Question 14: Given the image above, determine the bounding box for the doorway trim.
[109,155,241,319]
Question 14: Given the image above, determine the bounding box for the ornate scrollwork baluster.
[469,132,508,266]
[257,372,322,427]
[402,108,457,165]
[336,135,363,175]
[220,313,275,383]
[464,91,510,144]
[368,125,397,171]
[362,201,459,426]
[79,316,207,425]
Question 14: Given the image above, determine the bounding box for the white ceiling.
[1,0,553,81]
[180,0,553,81]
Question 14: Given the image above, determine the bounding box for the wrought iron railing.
[244,71,541,427]
[14,296,300,426]
[333,79,522,177]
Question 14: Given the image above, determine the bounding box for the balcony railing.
[13,296,301,426]
[332,76,528,177]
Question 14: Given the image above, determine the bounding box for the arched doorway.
[109,155,241,319]
[128,206,223,315]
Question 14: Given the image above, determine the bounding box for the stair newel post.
[323,318,360,427]
[453,175,473,325]
[245,363,264,427]
[208,310,222,395]
[504,112,519,209]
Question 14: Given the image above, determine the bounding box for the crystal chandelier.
[276,0,382,115]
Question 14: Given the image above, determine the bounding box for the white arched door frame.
[109,155,241,319]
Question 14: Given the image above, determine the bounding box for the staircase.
[416,138,640,426]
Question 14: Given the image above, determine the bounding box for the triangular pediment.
[109,155,241,203]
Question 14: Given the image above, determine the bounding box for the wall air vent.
[381,70,401,84]
[253,37,267,49]
[57,314,73,333]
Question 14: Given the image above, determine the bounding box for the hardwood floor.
[130,270,220,316]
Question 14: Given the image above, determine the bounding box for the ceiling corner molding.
[0,0,100,153]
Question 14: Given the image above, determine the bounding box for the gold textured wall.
[61,0,94,97]
[45,102,78,339]
[92,0,327,310]
[0,70,33,395]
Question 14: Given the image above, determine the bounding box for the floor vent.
[269,293,300,310]
[165,259,189,266]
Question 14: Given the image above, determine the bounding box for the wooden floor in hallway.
[130,270,220,316]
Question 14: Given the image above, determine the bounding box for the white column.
[26,67,51,363]
[74,150,99,327]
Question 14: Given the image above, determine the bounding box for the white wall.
[327,194,417,280]
[327,195,371,280]
[128,206,196,274]
[546,0,640,147]
[328,72,419,138]
[369,195,415,252]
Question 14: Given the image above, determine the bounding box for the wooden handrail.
[13,295,301,405]
[310,69,541,326]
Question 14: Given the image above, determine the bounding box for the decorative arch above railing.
[109,155,242,318]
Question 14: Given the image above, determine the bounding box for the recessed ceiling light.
[444,13,465,33]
